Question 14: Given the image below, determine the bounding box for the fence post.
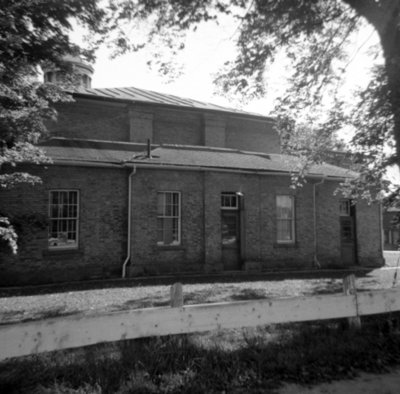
[170,283,183,307]
[343,274,361,329]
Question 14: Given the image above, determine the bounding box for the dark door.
[340,202,357,265]
[221,210,241,270]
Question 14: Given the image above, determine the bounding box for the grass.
[0,265,399,391]
[1,314,400,393]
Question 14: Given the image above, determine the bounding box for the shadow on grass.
[310,280,343,295]
[121,298,170,309]
[1,313,400,394]
[0,307,82,325]
[230,288,268,301]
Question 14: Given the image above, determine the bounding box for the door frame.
[339,199,358,265]
[221,192,243,270]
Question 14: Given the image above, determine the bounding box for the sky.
[87,17,381,118]
[72,13,399,183]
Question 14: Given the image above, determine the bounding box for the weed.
[1,314,400,393]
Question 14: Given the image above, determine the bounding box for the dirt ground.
[278,367,400,394]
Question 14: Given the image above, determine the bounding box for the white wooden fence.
[1,277,400,362]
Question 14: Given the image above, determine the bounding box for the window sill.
[274,242,298,249]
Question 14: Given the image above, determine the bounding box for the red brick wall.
[0,165,383,285]
[0,165,128,285]
[130,169,205,274]
[203,172,315,270]
[48,99,130,141]
[153,108,203,146]
[127,170,383,275]
[356,200,384,265]
[226,117,280,153]
[315,181,384,267]
[49,99,280,153]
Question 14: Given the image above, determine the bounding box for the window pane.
[221,193,238,209]
[157,192,180,245]
[276,195,294,242]
[50,205,58,218]
[277,196,293,218]
[60,191,67,205]
[70,191,77,204]
[48,190,78,249]
[163,217,174,244]
[277,220,292,241]
[172,199,179,216]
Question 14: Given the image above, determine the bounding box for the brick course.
[50,100,129,141]
[47,99,280,154]
[226,117,280,153]
[0,165,383,285]
[0,165,128,285]
[0,94,384,285]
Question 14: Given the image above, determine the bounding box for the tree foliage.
[0,0,113,252]
[2,0,400,251]
[111,0,400,201]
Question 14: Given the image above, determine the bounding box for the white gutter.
[123,162,352,182]
[49,160,123,168]
[47,159,353,182]
[313,177,326,268]
[122,164,136,278]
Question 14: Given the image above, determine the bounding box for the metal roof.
[41,138,357,179]
[73,86,273,120]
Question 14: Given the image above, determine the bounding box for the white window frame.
[276,195,295,244]
[221,192,239,210]
[157,191,181,246]
[48,190,79,250]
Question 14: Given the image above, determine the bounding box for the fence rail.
[1,277,400,362]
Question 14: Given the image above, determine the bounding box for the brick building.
[0,62,384,285]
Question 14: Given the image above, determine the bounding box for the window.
[157,191,181,246]
[48,190,79,249]
[276,195,295,243]
[339,199,351,216]
[221,192,239,210]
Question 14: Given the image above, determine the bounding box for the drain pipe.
[122,164,136,278]
[313,176,325,269]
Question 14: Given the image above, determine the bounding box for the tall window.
[48,190,79,249]
[276,195,295,243]
[157,191,181,245]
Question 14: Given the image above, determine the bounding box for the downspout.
[122,164,136,278]
[313,176,325,269]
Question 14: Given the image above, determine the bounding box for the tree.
[2,0,399,252]
[111,0,400,200]
[0,0,114,252]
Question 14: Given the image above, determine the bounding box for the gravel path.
[1,265,398,324]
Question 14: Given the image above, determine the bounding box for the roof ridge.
[73,85,275,120]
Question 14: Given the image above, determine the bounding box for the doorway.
[221,192,241,270]
[339,200,357,266]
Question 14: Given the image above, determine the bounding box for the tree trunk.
[345,0,400,166]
